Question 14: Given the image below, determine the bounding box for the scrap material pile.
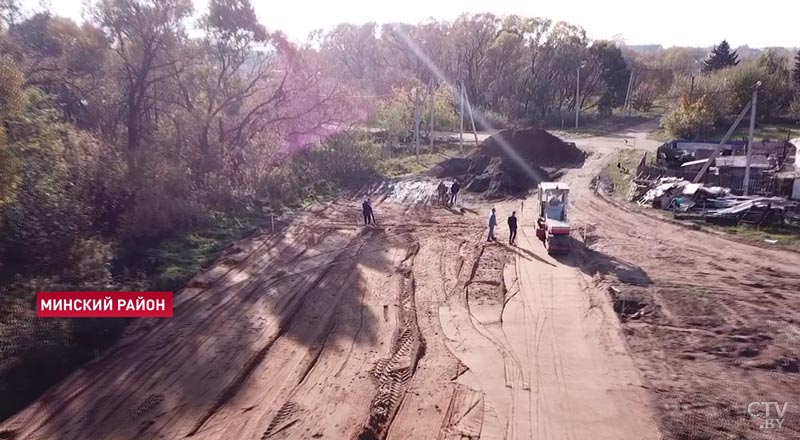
[630,177,800,227]
[434,127,585,197]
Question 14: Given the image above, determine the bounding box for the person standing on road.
[437,181,448,206]
[488,208,497,242]
[508,211,518,245]
[362,198,373,225]
[450,180,461,207]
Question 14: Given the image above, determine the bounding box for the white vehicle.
[535,182,571,254]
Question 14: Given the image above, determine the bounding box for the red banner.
[36,292,173,318]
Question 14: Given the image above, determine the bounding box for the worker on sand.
[437,181,448,206]
[488,208,497,242]
[450,180,461,207]
[508,211,518,245]
[362,198,373,225]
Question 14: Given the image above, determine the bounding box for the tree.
[544,22,588,114]
[0,0,22,28]
[174,0,271,177]
[662,94,716,138]
[793,49,800,86]
[451,13,498,107]
[320,22,379,82]
[0,58,24,206]
[630,68,673,112]
[482,21,527,114]
[2,14,109,124]
[91,0,193,155]
[701,40,739,73]
[740,51,792,119]
[586,41,630,113]
[516,17,553,118]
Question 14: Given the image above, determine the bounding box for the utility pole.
[459,82,465,154]
[744,81,761,196]
[575,64,582,129]
[429,77,435,153]
[623,69,635,117]
[464,90,479,146]
[689,75,695,102]
[693,100,753,183]
[414,86,421,158]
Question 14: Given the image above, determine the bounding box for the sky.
[34,0,799,48]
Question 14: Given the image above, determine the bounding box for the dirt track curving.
[3,122,799,440]
[566,122,800,440]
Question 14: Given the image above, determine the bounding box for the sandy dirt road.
[5,121,797,440]
[0,165,661,440]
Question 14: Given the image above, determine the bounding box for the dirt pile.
[434,127,585,197]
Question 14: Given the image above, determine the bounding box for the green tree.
[0,91,90,272]
[588,41,630,113]
[740,51,792,119]
[662,94,716,138]
[376,86,414,147]
[2,13,109,123]
[701,40,739,73]
[0,58,24,206]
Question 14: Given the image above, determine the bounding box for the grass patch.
[145,211,265,292]
[378,144,469,178]
[724,225,800,247]
[0,209,268,422]
[710,121,798,143]
[655,120,799,144]
[602,148,644,198]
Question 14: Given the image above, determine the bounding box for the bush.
[475,108,511,130]
[119,191,208,245]
[376,85,460,144]
[725,57,792,120]
[256,164,308,208]
[662,95,717,139]
[790,94,800,117]
[0,92,91,275]
[664,53,795,138]
[63,130,131,235]
[313,131,381,182]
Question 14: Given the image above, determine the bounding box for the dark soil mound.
[435,127,585,197]
[429,157,469,177]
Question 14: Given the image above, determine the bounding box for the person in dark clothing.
[362,198,373,225]
[488,208,497,242]
[508,211,518,245]
[437,181,448,206]
[450,180,461,206]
